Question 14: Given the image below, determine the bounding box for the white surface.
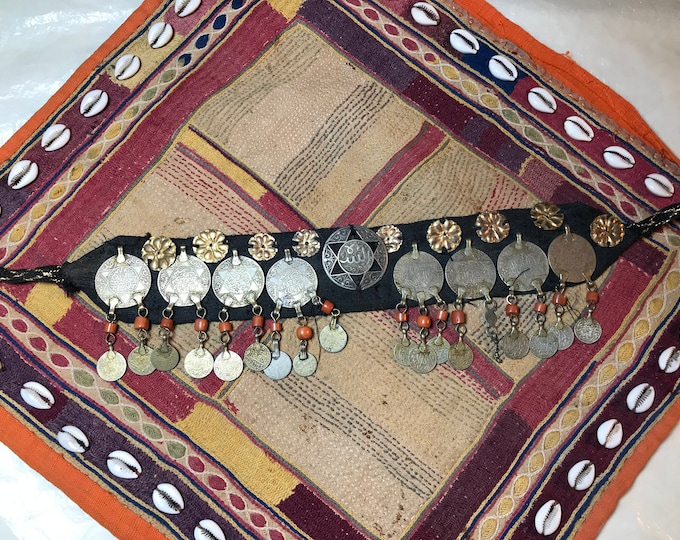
[0,1,679,538]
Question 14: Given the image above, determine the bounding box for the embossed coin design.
[393,338,415,366]
[322,226,388,290]
[548,322,575,351]
[548,228,596,283]
[409,346,437,374]
[212,250,265,308]
[266,250,318,308]
[97,350,127,381]
[95,248,152,309]
[448,341,474,370]
[150,344,180,371]
[445,240,497,299]
[574,317,602,344]
[500,329,530,360]
[293,352,318,377]
[184,348,214,379]
[157,247,211,307]
[393,244,444,303]
[127,346,155,376]
[319,324,348,353]
[213,350,244,381]
[243,342,272,371]
[497,236,549,292]
[429,336,451,364]
[529,329,559,359]
[263,351,293,381]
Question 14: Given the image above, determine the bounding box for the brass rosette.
[475,211,510,243]
[292,229,320,257]
[590,214,625,247]
[141,235,176,271]
[192,229,228,263]
[530,202,564,231]
[248,232,278,261]
[427,219,462,253]
[376,224,403,253]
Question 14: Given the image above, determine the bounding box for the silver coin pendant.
[393,339,415,366]
[409,345,437,374]
[212,253,265,308]
[263,351,293,381]
[184,347,214,379]
[266,252,318,308]
[243,342,272,371]
[448,341,474,370]
[574,316,602,344]
[213,350,244,381]
[293,352,318,377]
[127,346,155,376]
[430,336,451,364]
[500,329,530,360]
[97,350,127,381]
[95,250,152,309]
[529,329,559,359]
[319,324,348,353]
[548,321,575,350]
[150,343,180,371]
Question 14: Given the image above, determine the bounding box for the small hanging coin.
[529,329,559,359]
[150,343,180,371]
[574,317,602,344]
[448,341,474,370]
[183,348,214,379]
[548,321,574,351]
[243,342,272,371]
[319,324,348,353]
[263,351,292,381]
[393,338,415,366]
[127,346,155,376]
[293,352,318,377]
[97,350,127,381]
[429,336,451,364]
[213,350,244,382]
[500,329,530,360]
[409,345,437,374]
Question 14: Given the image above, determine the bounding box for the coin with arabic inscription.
[150,343,180,371]
[243,342,272,371]
[157,249,211,307]
[497,238,549,292]
[393,339,415,366]
[212,252,265,308]
[263,351,292,381]
[319,324,348,353]
[409,345,437,374]
[548,321,574,350]
[95,251,151,308]
[293,352,318,377]
[448,341,474,370]
[529,330,558,359]
[266,253,318,308]
[213,350,244,381]
[127,346,155,376]
[97,350,127,381]
[322,226,388,290]
[445,245,496,299]
[393,249,444,303]
[574,316,602,344]
[183,347,214,379]
[500,329,530,359]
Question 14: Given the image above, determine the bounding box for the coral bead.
[296,325,313,340]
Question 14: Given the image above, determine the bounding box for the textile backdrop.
[0,0,679,539]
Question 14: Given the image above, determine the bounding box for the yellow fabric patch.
[513,476,528,496]
[561,409,580,429]
[634,319,650,339]
[481,518,497,538]
[25,283,72,327]
[499,497,514,516]
[9,225,25,243]
[268,0,305,20]
[529,452,544,472]
[617,342,634,364]
[175,403,298,505]
[599,364,618,385]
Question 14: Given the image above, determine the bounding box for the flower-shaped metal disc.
[157,247,211,307]
[376,224,403,253]
[322,226,388,290]
[292,229,321,258]
[95,248,152,309]
[590,214,625,247]
[530,202,564,231]
[142,236,177,271]
[475,211,510,243]
[427,219,462,253]
[248,233,277,261]
[193,229,228,263]
[212,251,265,308]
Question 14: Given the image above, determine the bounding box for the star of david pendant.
[322,226,388,290]
[95,247,152,309]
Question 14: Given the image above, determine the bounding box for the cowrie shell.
[603,145,635,169]
[534,499,561,536]
[567,459,595,491]
[114,54,141,81]
[658,346,680,374]
[528,87,557,114]
[488,54,518,82]
[411,2,440,26]
[80,89,109,118]
[194,519,226,540]
[41,124,71,152]
[626,382,654,413]
[175,0,201,17]
[597,418,623,449]
[7,160,39,189]
[20,381,55,410]
[153,482,184,514]
[449,29,479,54]
[644,173,674,198]
[148,22,174,49]
[57,425,90,453]
[564,115,594,142]
[107,450,142,479]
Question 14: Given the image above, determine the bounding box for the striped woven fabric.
[0,1,679,538]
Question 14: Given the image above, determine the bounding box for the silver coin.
[97,350,127,381]
[243,342,272,371]
[266,252,318,308]
[448,341,474,370]
[183,347,214,379]
[500,329,530,359]
[393,248,444,303]
[529,329,559,359]
[127,346,155,376]
[409,345,437,374]
[264,351,292,380]
[319,324,348,353]
[574,316,602,344]
[157,249,211,307]
[393,339,415,366]
[429,336,450,364]
[548,231,597,283]
[445,246,496,299]
[212,252,265,308]
[213,350,244,381]
[497,238,549,292]
[293,352,318,377]
[322,226,388,290]
[150,343,180,371]
[548,321,575,350]
[95,251,152,308]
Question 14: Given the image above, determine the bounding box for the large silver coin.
[429,336,450,364]
[409,346,437,374]
[243,342,272,371]
[548,231,596,283]
[293,352,318,377]
[445,245,496,299]
[97,350,127,381]
[322,226,388,290]
[548,321,575,350]
[574,317,602,344]
[150,343,180,371]
[266,252,318,308]
[212,251,265,308]
[393,248,444,303]
[319,324,348,353]
[213,350,244,381]
[393,338,415,366]
[157,249,211,307]
[183,348,214,379]
[127,346,155,376]
[263,351,292,380]
[500,329,530,359]
[95,250,152,308]
[529,329,559,359]
[497,238,549,292]
[448,341,474,370]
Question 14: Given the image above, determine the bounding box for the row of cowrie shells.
[533,345,673,535]
[6,0,201,193]
[18,377,227,538]
[409,3,676,200]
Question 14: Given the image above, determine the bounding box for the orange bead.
[552,292,568,306]
[533,302,548,315]
[194,318,209,332]
[134,316,150,330]
[160,317,174,331]
[271,321,283,332]
[395,312,408,323]
[450,310,466,325]
[435,308,449,321]
[505,303,520,316]
[296,325,313,340]
[416,315,432,329]
[321,300,334,315]
[219,321,233,333]
[251,315,265,328]
[586,291,600,304]
[103,321,118,334]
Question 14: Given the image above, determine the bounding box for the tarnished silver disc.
[393,248,444,303]
[263,351,292,380]
[430,336,450,364]
[445,245,496,299]
[497,238,549,292]
[150,343,180,371]
[500,329,530,359]
[243,342,272,371]
[95,252,152,308]
[293,352,318,377]
[574,316,602,344]
[322,226,388,290]
[548,321,575,350]
[448,341,474,370]
[548,231,596,283]
[97,350,127,381]
[319,324,348,353]
[529,330,559,359]
[183,348,214,379]
[214,350,244,381]
[393,339,415,366]
[157,250,211,307]
[409,345,437,373]
[212,252,265,307]
[266,253,318,308]
[127,346,155,376]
